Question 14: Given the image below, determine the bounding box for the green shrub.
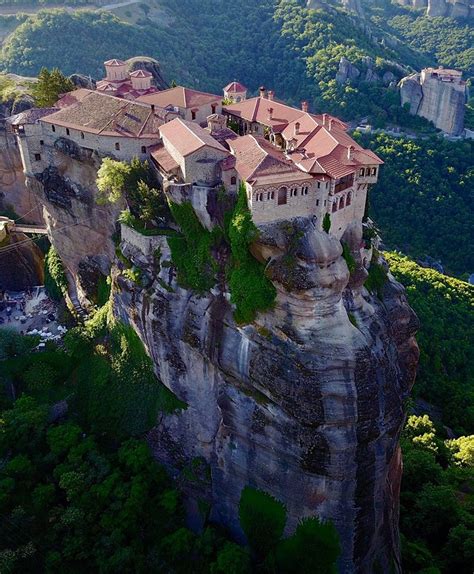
[322,213,331,233]
[365,255,388,298]
[44,246,68,301]
[342,242,356,274]
[239,486,286,558]
[228,185,276,323]
[167,201,219,292]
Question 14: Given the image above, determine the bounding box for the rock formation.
[0,230,44,290]
[399,69,466,135]
[112,216,419,573]
[126,56,169,90]
[393,0,473,18]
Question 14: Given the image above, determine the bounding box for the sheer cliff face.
[113,218,419,574]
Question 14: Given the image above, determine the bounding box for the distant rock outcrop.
[0,230,44,290]
[399,68,467,135]
[394,0,472,18]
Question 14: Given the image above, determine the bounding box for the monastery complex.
[10,59,383,239]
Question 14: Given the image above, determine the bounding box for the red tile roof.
[224,81,247,93]
[149,143,180,173]
[159,118,228,158]
[40,91,165,138]
[229,135,311,186]
[137,86,221,110]
[224,96,306,132]
[104,59,126,66]
[130,69,152,78]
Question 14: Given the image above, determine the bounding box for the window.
[334,173,354,193]
[371,167,377,176]
[141,146,146,154]
[302,186,308,195]
[324,200,327,207]
[290,187,298,197]
[231,176,236,185]
[66,128,70,136]
[115,142,120,151]
[34,153,41,161]
[359,168,365,176]
[332,201,337,213]
[316,199,320,207]
[260,193,264,201]
[51,125,55,132]
[81,132,85,139]
[339,196,345,209]
[346,192,352,206]
[317,182,321,189]
[211,104,217,114]
[40,140,44,146]
[278,186,287,205]
[191,110,197,120]
[267,191,274,200]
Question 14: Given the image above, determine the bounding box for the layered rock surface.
[394,0,472,17]
[113,217,419,573]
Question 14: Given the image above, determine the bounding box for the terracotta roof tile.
[224,81,247,93]
[159,117,229,157]
[137,86,221,110]
[40,91,164,138]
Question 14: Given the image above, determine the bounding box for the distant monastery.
[10,59,382,239]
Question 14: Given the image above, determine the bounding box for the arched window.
[141,146,146,154]
[115,142,120,151]
[211,104,217,114]
[231,176,236,185]
[236,96,241,103]
[346,192,352,206]
[278,186,288,205]
[81,132,85,139]
[66,128,70,136]
[191,110,197,120]
[339,196,345,209]
[51,125,56,132]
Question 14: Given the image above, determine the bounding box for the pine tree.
[32,67,74,108]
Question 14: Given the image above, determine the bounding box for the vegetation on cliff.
[228,186,276,324]
[358,133,474,276]
[44,245,67,301]
[31,66,73,107]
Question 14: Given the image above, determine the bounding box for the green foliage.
[357,134,474,276]
[31,66,73,107]
[341,242,356,274]
[386,252,474,434]
[322,213,331,234]
[44,245,68,301]
[275,517,340,574]
[238,486,340,571]
[445,435,474,467]
[239,486,286,558]
[167,201,219,292]
[96,157,131,204]
[365,256,388,298]
[401,414,474,573]
[228,185,276,324]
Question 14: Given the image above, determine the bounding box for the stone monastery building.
[10,60,382,239]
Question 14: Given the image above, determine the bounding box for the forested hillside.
[358,133,474,276]
[387,253,474,435]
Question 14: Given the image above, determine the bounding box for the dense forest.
[0,0,471,127]
[356,133,474,277]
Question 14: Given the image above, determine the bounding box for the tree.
[32,67,74,108]
[96,158,131,204]
[239,487,286,559]
[445,435,474,467]
[322,213,331,233]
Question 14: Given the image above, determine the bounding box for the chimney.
[322,113,327,126]
[328,118,334,131]
[301,101,308,113]
[268,107,274,120]
[259,86,267,99]
[294,121,300,136]
[347,145,354,161]
[268,90,275,101]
